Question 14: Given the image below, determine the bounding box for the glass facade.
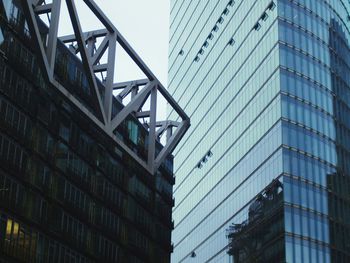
[0,1,175,262]
[169,0,350,262]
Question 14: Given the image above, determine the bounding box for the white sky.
[64,0,170,85]
[56,0,171,120]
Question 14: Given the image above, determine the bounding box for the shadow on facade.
[328,18,350,263]
[226,179,285,263]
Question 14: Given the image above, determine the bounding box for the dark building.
[0,0,189,262]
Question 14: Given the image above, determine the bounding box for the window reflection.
[1,0,12,20]
[0,28,4,46]
[226,179,284,262]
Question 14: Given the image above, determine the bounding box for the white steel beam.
[148,86,157,171]
[23,0,190,175]
[34,4,52,14]
[65,0,107,124]
[110,82,155,131]
[46,0,61,78]
[104,33,116,124]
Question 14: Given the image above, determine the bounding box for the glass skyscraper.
[168,0,350,262]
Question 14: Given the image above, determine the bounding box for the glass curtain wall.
[169,0,350,262]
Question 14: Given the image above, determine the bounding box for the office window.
[127,120,139,144]
[228,0,234,7]
[223,8,229,15]
[254,22,261,31]
[228,38,235,46]
[261,12,268,21]
[268,1,276,11]
[1,0,13,20]
[0,28,4,46]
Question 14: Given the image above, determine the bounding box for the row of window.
[0,172,125,261]
[54,48,91,96]
[333,99,350,134]
[0,95,32,140]
[1,113,172,260]
[172,123,283,247]
[332,70,350,111]
[55,142,125,212]
[0,212,127,263]
[332,146,350,178]
[280,44,332,90]
[0,171,48,225]
[0,118,170,260]
[329,220,350,257]
[282,94,335,140]
[2,159,126,243]
[3,0,165,171]
[192,0,235,62]
[0,57,34,112]
[1,2,174,262]
[253,1,276,31]
[284,176,328,220]
[1,51,168,222]
[0,132,27,172]
[283,148,335,187]
[1,0,30,39]
[0,103,167,247]
[27,159,51,191]
[56,142,94,186]
[279,0,350,86]
[0,25,48,92]
[279,0,329,44]
[0,106,124,235]
[282,121,336,165]
[328,195,350,229]
[285,234,330,263]
[59,112,127,188]
[279,19,331,68]
[329,20,350,66]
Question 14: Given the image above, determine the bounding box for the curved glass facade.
[169,0,350,262]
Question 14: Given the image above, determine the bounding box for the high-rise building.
[0,0,189,262]
[168,0,350,262]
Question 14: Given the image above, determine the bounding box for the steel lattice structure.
[22,0,190,174]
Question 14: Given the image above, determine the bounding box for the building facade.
[168,0,350,262]
[0,0,189,262]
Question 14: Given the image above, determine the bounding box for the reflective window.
[0,28,4,46]
[1,0,12,20]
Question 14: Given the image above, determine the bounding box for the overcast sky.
[58,0,170,86]
[56,0,171,120]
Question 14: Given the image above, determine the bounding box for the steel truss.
[22,0,190,174]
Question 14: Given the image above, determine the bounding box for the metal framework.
[22,0,190,174]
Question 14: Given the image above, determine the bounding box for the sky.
[58,0,170,86]
[57,0,171,120]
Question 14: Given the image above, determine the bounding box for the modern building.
[0,0,189,262]
[168,0,350,262]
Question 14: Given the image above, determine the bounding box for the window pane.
[0,28,4,46]
[1,0,12,19]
